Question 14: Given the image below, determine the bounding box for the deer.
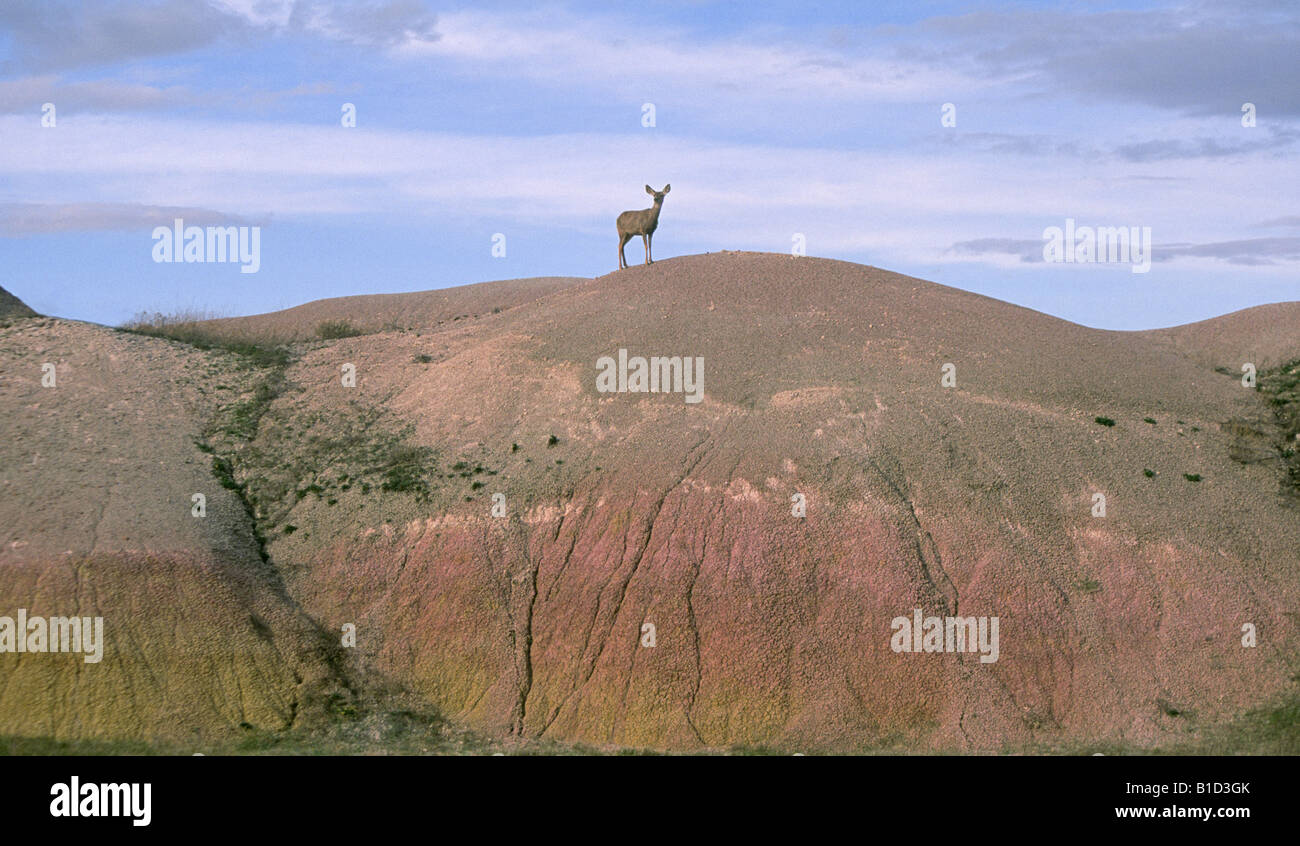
[617,184,670,269]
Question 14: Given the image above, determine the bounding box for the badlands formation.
[2,254,1297,753]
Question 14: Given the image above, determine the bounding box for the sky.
[0,0,1297,330]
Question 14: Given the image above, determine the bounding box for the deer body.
[617,184,670,269]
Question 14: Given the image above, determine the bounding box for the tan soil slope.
[1137,302,1300,371]
[0,318,350,744]
[247,252,1300,752]
[203,275,586,342]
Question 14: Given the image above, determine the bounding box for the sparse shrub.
[413,353,433,364]
[316,319,362,340]
[211,456,240,491]
[1094,416,1116,427]
[379,444,434,496]
[1184,473,1202,482]
[327,692,359,721]
[1022,709,1055,731]
[1143,468,1156,478]
[547,434,559,446]
[121,309,290,367]
[123,308,219,332]
[1143,417,1157,425]
[1074,577,1102,594]
[223,377,283,440]
[1157,698,1186,718]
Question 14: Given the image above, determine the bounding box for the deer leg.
[642,234,650,265]
[619,233,630,269]
[647,233,653,264]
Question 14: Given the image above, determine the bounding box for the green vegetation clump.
[1074,577,1102,594]
[223,376,285,440]
[1143,468,1156,478]
[250,405,440,515]
[380,444,436,496]
[1094,416,1116,427]
[1143,417,1157,425]
[1183,473,1202,482]
[315,319,363,340]
[1258,358,1300,495]
[211,456,240,491]
[1156,698,1190,719]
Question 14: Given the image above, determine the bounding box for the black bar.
[7,754,1284,834]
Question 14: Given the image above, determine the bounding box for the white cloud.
[4,113,1299,275]
[396,9,986,104]
[0,202,252,234]
[214,0,438,47]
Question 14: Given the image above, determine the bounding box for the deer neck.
[648,198,663,221]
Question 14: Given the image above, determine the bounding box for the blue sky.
[1,0,1297,329]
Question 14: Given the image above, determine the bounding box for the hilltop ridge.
[0,284,37,322]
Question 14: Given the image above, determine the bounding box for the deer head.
[645,184,671,203]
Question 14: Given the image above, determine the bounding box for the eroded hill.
[3,254,1298,753]
[0,318,353,745]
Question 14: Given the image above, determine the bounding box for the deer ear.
[662,184,671,193]
[645,185,654,195]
